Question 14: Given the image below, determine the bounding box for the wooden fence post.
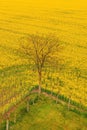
[6,114,10,130]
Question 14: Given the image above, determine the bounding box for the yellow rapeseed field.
[0,0,87,114]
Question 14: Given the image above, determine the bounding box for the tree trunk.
[38,71,42,94]
[6,119,9,130]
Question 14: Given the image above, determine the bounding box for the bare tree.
[20,33,60,94]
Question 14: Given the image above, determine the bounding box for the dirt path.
[0,88,86,124]
[31,89,87,113]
